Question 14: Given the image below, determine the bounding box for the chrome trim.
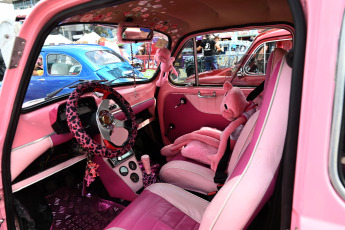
[132,97,155,108]
[329,12,345,200]
[193,37,200,86]
[11,132,55,152]
[111,97,155,115]
[198,91,216,98]
[12,155,86,192]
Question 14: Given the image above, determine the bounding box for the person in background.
[33,56,44,76]
[214,36,223,55]
[197,34,222,70]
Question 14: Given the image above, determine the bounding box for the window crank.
[165,123,175,136]
[175,98,187,108]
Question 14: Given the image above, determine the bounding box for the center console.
[94,149,144,201]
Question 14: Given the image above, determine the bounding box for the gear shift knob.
[141,155,151,174]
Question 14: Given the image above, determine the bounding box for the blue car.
[5,44,144,103]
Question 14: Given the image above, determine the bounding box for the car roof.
[62,0,293,46]
[41,44,113,53]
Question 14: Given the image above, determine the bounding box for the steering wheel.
[66,82,138,158]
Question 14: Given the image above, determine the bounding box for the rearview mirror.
[118,26,153,42]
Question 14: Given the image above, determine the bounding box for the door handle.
[198,91,216,98]
[38,78,45,82]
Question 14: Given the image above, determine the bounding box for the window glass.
[85,50,123,65]
[244,41,281,75]
[47,54,81,76]
[172,30,257,86]
[172,40,195,84]
[32,55,44,76]
[172,28,292,87]
[23,24,168,107]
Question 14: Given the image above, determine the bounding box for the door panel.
[157,84,255,145]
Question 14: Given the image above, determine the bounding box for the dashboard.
[12,95,156,192]
[51,96,98,134]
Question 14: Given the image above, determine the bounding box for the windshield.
[21,24,169,108]
[85,50,124,66]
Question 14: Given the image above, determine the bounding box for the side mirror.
[236,67,244,77]
[117,24,153,43]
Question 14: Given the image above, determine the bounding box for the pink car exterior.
[0,0,345,229]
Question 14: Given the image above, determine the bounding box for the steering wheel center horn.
[99,110,115,128]
[66,82,138,158]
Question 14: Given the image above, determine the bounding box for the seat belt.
[213,83,263,185]
[214,137,231,184]
[246,80,264,101]
[207,137,231,200]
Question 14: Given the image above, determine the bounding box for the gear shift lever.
[141,155,151,174]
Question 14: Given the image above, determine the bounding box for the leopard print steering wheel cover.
[66,82,138,158]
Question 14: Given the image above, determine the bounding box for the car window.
[47,54,81,76]
[244,40,290,75]
[171,29,256,86]
[171,28,292,87]
[32,55,44,76]
[173,40,195,84]
[85,50,124,65]
[22,24,168,107]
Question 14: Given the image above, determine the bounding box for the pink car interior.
[1,0,345,229]
[159,48,287,194]
[105,48,291,229]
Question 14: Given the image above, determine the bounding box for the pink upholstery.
[160,161,217,194]
[264,48,287,94]
[163,94,229,142]
[227,110,259,175]
[200,57,292,229]
[106,184,206,229]
[185,94,224,114]
[160,111,259,195]
[160,48,287,194]
[109,51,291,229]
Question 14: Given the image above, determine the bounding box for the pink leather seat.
[105,49,291,229]
[159,48,287,194]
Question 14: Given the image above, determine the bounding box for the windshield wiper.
[44,79,107,100]
[45,79,85,100]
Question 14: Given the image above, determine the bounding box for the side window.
[47,54,82,76]
[172,40,195,84]
[244,41,277,75]
[171,29,292,87]
[172,30,257,86]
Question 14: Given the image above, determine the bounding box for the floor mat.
[46,187,125,230]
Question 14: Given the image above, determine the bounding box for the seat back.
[200,54,292,229]
[227,48,287,175]
[51,63,69,75]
